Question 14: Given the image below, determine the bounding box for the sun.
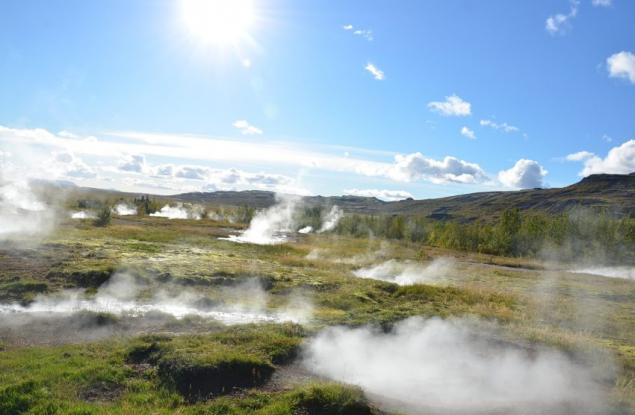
[181,0,255,45]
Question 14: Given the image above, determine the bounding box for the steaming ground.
[1,195,634,411]
[114,203,137,216]
[303,317,611,415]
[221,197,343,245]
[353,257,455,285]
[571,266,635,280]
[0,272,312,326]
[221,197,298,244]
[150,203,203,220]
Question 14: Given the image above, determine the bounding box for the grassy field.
[1,215,634,414]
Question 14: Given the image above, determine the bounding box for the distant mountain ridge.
[173,173,635,221]
[55,173,635,222]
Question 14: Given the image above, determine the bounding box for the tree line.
[333,209,635,262]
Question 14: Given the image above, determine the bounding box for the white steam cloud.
[0,272,312,325]
[571,266,635,280]
[150,203,203,220]
[353,258,454,285]
[318,205,343,233]
[114,203,137,216]
[222,196,299,245]
[0,178,54,240]
[70,211,96,220]
[303,317,609,414]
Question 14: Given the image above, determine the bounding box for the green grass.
[0,324,371,415]
[1,216,634,412]
[127,324,303,400]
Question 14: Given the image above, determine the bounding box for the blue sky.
[1,0,634,200]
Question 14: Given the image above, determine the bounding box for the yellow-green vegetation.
[1,214,634,413]
[0,324,371,414]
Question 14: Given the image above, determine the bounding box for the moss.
[292,383,372,415]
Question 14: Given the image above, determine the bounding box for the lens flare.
[181,0,255,45]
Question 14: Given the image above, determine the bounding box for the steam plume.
[303,317,610,414]
[0,272,312,325]
[318,205,343,233]
[113,203,137,216]
[150,203,203,220]
[353,257,454,285]
[222,195,299,244]
[0,177,54,240]
[571,266,635,280]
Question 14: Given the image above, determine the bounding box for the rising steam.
[113,203,137,216]
[222,197,344,244]
[222,196,299,244]
[303,317,610,414]
[571,266,635,280]
[0,178,54,240]
[318,205,343,233]
[71,210,96,219]
[150,203,203,220]
[353,257,454,285]
[0,272,312,325]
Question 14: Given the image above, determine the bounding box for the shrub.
[93,207,112,227]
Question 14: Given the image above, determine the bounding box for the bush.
[93,207,111,227]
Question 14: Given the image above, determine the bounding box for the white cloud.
[427,95,471,117]
[460,126,476,140]
[592,0,611,6]
[607,51,635,84]
[155,164,174,176]
[365,63,384,80]
[545,0,579,34]
[565,150,595,161]
[118,154,146,173]
[342,24,373,41]
[382,152,487,184]
[51,151,96,179]
[353,29,373,41]
[566,140,635,176]
[0,125,489,190]
[233,120,263,135]
[479,119,520,134]
[150,162,297,192]
[498,159,548,189]
[344,189,414,201]
[175,165,209,180]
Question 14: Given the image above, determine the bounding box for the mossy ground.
[1,215,634,413]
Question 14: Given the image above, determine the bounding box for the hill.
[53,173,635,222]
[173,173,635,221]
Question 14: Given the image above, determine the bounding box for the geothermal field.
[0,182,634,415]
[2,1,635,414]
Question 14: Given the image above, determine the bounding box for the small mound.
[292,383,373,415]
[158,353,274,399]
[125,324,304,401]
[78,380,124,402]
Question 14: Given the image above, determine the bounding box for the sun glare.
[181,0,255,45]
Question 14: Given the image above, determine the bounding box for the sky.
[1,0,634,200]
